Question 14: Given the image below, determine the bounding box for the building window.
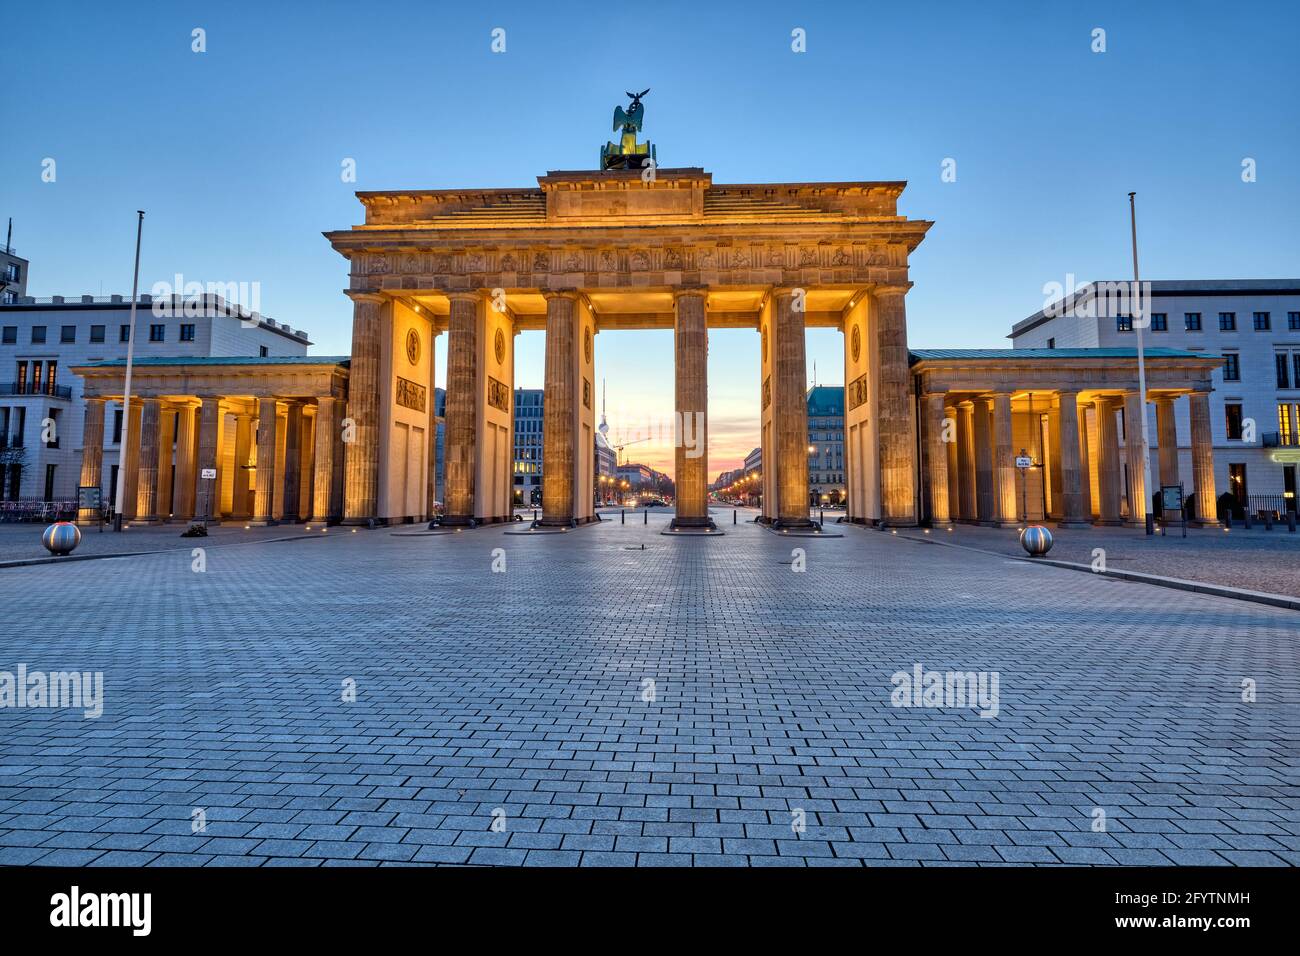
[15,361,27,394]
[1278,353,1293,389]
[1225,403,1244,440]
[1222,353,1240,381]
[1254,311,1271,331]
[45,361,56,393]
[1279,403,1295,446]
[149,324,165,342]
[58,325,76,343]
[1116,315,1133,332]
[31,325,46,344]
[1150,313,1167,331]
[120,324,131,343]
[180,323,195,342]
[1185,312,1202,331]
[1289,311,1300,331]
[1,326,14,344]
[90,325,105,343]
[45,408,60,448]
[259,345,269,357]
[1046,337,1055,349]
[1219,312,1236,331]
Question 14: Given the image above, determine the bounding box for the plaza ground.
[0,507,1296,866]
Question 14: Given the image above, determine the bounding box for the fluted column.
[298,407,315,521]
[1123,391,1148,527]
[134,398,162,523]
[156,406,176,519]
[281,401,302,522]
[172,404,198,520]
[957,401,976,521]
[992,392,1017,526]
[874,285,917,525]
[252,397,280,525]
[77,398,105,523]
[311,396,337,523]
[944,404,960,523]
[1056,391,1090,527]
[192,398,222,523]
[231,413,253,519]
[541,291,578,526]
[672,288,711,529]
[342,291,385,523]
[923,392,951,528]
[121,402,142,519]
[1095,398,1123,525]
[1189,391,1219,525]
[443,291,480,525]
[772,288,812,528]
[1155,396,1179,491]
[973,398,994,522]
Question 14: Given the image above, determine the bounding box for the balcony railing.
[0,382,72,399]
[1261,431,1300,447]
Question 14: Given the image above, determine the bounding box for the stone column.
[772,288,812,528]
[134,398,162,524]
[156,406,176,519]
[923,392,952,528]
[121,402,142,519]
[541,291,578,526]
[173,404,198,521]
[1095,398,1123,525]
[1189,391,1219,525]
[442,291,479,525]
[957,401,976,521]
[342,291,385,523]
[672,288,711,529]
[973,398,994,522]
[944,404,960,523]
[281,402,302,522]
[1055,391,1090,527]
[252,397,280,525]
[232,413,254,519]
[77,398,106,524]
[1123,391,1148,527]
[193,398,222,524]
[311,396,337,523]
[992,392,1017,526]
[1078,402,1094,519]
[1155,396,1180,490]
[873,285,917,525]
[299,408,315,521]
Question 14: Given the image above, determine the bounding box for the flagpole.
[1128,192,1154,535]
[113,211,144,531]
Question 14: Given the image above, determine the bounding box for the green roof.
[78,356,350,368]
[909,348,1204,362]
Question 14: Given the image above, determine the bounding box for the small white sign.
[200,468,217,480]
[1015,456,1033,469]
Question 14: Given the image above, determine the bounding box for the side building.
[1,293,309,505]
[1011,279,1300,514]
[807,385,845,506]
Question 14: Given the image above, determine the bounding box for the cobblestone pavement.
[0,508,1296,867]
[0,521,333,565]
[895,522,1300,598]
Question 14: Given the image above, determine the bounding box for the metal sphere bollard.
[42,521,83,556]
[1019,524,1053,557]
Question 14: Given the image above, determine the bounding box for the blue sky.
[4,0,1297,471]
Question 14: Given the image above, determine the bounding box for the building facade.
[513,387,544,505]
[807,385,845,506]
[1011,280,1300,513]
[2,294,308,504]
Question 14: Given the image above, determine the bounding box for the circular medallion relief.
[851,324,861,363]
[405,328,420,366]
[494,328,506,365]
[584,327,592,364]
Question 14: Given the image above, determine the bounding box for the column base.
[133,516,163,526]
[668,515,717,532]
[1189,518,1223,529]
[246,518,280,527]
[1056,520,1093,529]
[928,521,955,530]
[307,516,340,526]
[437,514,477,528]
[1095,518,1124,527]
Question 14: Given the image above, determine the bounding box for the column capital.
[447,289,489,304]
[344,289,386,305]
[671,285,708,301]
[541,288,580,302]
[921,390,948,402]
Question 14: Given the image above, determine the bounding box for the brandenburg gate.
[326,164,931,530]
